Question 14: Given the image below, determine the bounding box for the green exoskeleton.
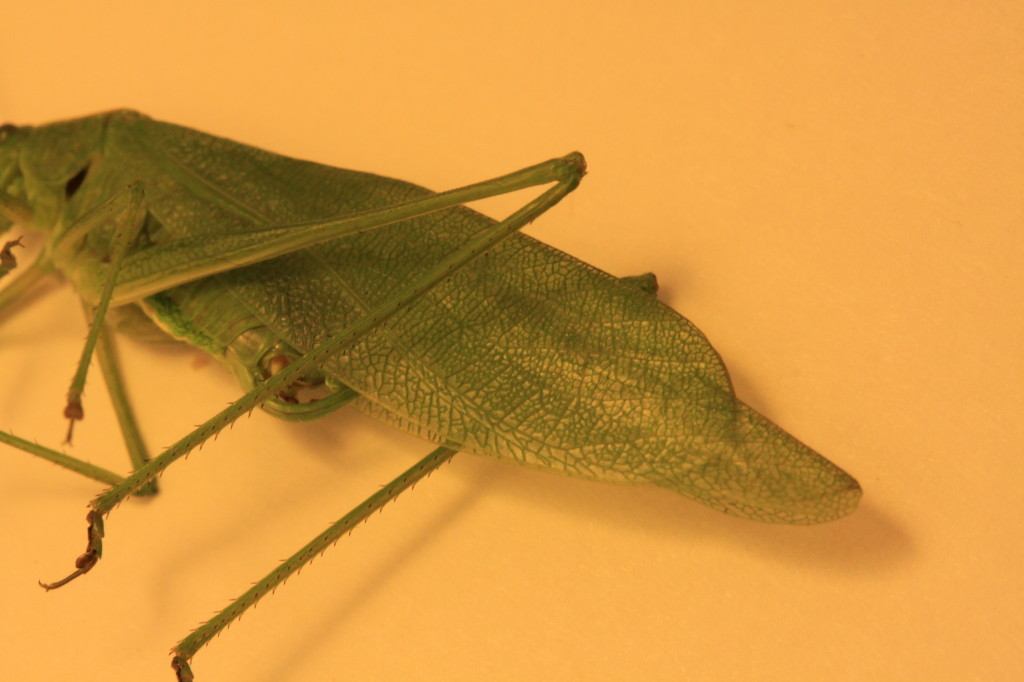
[0,111,860,680]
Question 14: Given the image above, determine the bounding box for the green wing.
[102,112,860,524]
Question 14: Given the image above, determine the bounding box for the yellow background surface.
[1,2,1020,680]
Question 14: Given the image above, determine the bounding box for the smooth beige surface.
[1,2,1020,680]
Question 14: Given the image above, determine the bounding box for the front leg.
[57,184,148,443]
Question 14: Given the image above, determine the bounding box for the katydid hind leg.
[171,445,459,681]
[108,153,586,306]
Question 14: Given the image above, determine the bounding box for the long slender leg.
[62,184,147,442]
[0,430,123,486]
[170,444,458,682]
[101,153,585,305]
[43,152,585,588]
[89,305,157,495]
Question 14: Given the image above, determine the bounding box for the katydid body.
[0,110,859,679]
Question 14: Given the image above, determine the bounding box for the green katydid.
[0,110,860,680]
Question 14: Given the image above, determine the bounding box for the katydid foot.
[39,509,104,590]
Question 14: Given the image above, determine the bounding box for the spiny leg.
[170,444,458,682]
[43,152,586,588]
